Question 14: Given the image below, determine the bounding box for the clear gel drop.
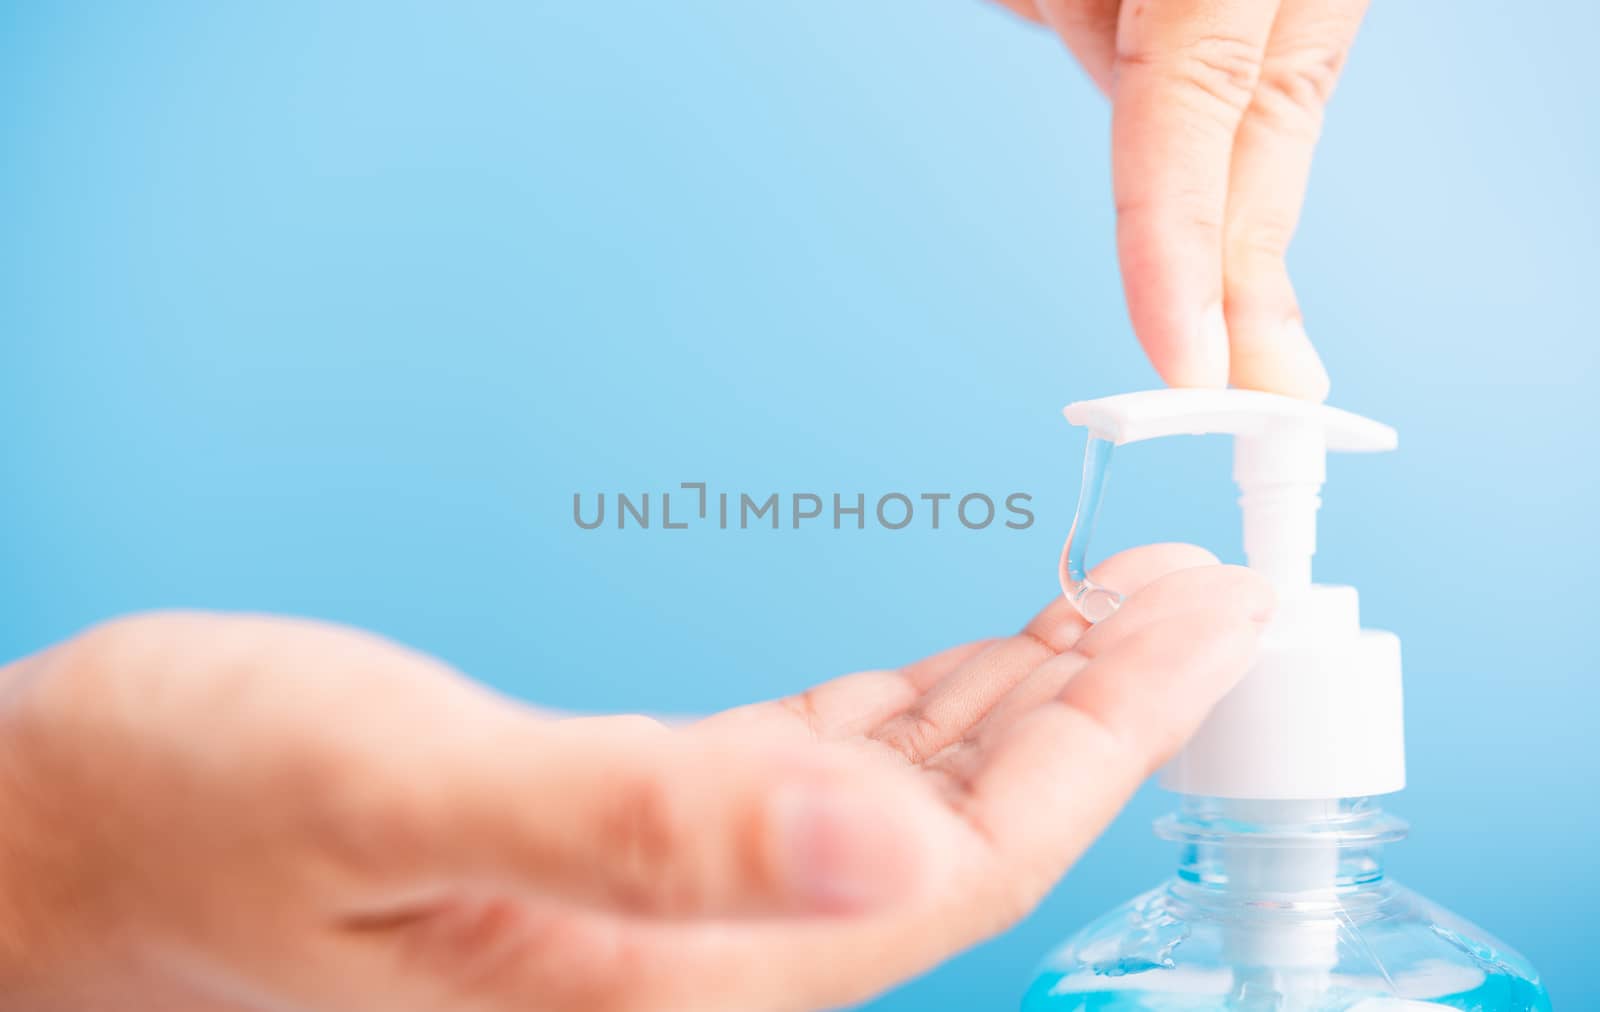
[1059,435,1124,623]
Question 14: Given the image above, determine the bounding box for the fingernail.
[772,785,913,913]
[1276,318,1331,402]
[1245,572,1279,626]
[1251,593,1279,626]
[1182,303,1230,388]
[1215,566,1277,626]
[1229,316,1331,402]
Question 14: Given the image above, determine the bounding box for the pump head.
[1062,389,1404,801]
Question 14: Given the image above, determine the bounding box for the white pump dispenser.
[1062,388,1404,801]
[1027,390,1550,1011]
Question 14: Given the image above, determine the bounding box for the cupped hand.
[998,0,1367,399]
[0,544,1271,1012]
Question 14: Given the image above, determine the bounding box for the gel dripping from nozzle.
[1059,435,1124,623]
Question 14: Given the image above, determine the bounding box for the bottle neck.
[1156,796,1407,898]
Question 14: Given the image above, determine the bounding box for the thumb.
[379,714,945,920]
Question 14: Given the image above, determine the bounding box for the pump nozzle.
[1061,388,1405,802]
[1062,388,1396,452]
[1064,389,1396,591]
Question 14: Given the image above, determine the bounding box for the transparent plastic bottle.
[1023,798,1550,1011]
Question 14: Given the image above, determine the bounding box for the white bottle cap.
[1063,389,1405,801]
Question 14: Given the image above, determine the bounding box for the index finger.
[866,541,1223,767]
[1111,0,1282,388]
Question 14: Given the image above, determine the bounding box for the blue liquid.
[1060,435,1123,623]
[1021,974,1552,1011]
[1022,812,1551,1012]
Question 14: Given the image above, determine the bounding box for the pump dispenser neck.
[1157,797,1408,897]
[1234,428,1326,592]
[1153,796,1411,975]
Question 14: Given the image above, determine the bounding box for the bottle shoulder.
[1024,880,1549,1012]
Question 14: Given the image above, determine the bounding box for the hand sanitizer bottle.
[1025,390,1550,1012]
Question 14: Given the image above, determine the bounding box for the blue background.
[3,1,1595,1007]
